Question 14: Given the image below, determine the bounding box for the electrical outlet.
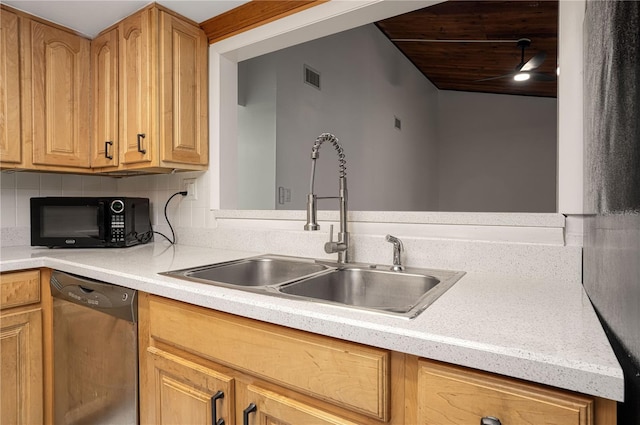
[183,178,197,201]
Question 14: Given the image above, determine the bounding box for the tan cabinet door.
[417,359,594,425]
[30,21,90,168]
[0,9,22,165]
[143,347,234,425]
[159,11,208,166]
[91,28,119,168]
[119,9,152,166]
[0,308,43,425]
[238,384,359,425]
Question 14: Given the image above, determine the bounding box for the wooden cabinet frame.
[139,292,407,425]
[1,3,208,175]
[0,269,53,425]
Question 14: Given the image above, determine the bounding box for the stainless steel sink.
[160,255,464,319]
[160,255,329,287]
[278,267,464,318]
[278,268,438,312]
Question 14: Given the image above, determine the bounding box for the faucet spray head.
[304,194,319,231]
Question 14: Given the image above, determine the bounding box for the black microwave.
[30,197,152,248]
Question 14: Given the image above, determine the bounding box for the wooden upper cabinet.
[0,9,22,165]
[30,21,90,168]
[113,5,208,172]
[2,3,207,174]
[159,11,208,166]
[91,28,119,168]
[119,9,152,166]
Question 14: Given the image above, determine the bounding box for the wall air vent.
[304,64,321,90]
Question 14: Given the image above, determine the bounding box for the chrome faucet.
[304,133,350,263]
[386,234,404,271]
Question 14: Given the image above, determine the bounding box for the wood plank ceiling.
[375,0,558,98]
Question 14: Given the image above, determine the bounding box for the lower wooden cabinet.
[145,344,363,425]
[145,347,233,424]
[237,383,361,425]
[139,293,401,425]
[140,293,616,425]
[0,308,42,425]
[0,269,49,425]
[412,359,616,425]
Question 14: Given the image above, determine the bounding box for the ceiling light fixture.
[514,72,530,82]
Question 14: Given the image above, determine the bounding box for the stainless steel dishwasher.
[50,270,138,425]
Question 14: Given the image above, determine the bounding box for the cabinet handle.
[105,141,113,159]
[211,390,224,425]
[137,133,146,154]
[481,417,502,425]
[243,403,257,425]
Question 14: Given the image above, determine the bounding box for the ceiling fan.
[390,36,556,83]
[475,38,556,82]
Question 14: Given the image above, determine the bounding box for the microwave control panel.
[110,200,126,243]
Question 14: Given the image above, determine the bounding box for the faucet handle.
[325,224,347,254]
[325,224,336,253]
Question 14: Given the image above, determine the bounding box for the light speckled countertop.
[0,243,623,401]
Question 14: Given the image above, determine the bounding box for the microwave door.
[40,205,101,239]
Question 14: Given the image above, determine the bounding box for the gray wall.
[239,24,440,212]
[273,24,440,212]
[238,23,558,213]
[583,1,640,423]
[437,91,557,212]
[237,54,278,210]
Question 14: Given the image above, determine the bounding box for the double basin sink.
[161,255,465,319]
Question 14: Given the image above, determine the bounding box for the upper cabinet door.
[91,28,119,168]
[0,10,22,165]
[159,11,208,166]
[30,21,90,168]
[119,9,152,165]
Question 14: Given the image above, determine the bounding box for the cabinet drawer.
[0,270,41,310]
[238,383,361,425]
[148,295,390,421]
[417,359,594,425]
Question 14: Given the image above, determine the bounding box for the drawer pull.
[137,133,146,154]
[481,417,502,425]
[211,390,224,425]
[243,403,257,425]
[105,141,113,159]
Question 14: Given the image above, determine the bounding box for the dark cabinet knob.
[105,141,113,159]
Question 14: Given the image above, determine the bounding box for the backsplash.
[0,171,210,245]
[1,170,582,282]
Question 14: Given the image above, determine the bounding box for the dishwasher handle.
[50,270,137,323]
